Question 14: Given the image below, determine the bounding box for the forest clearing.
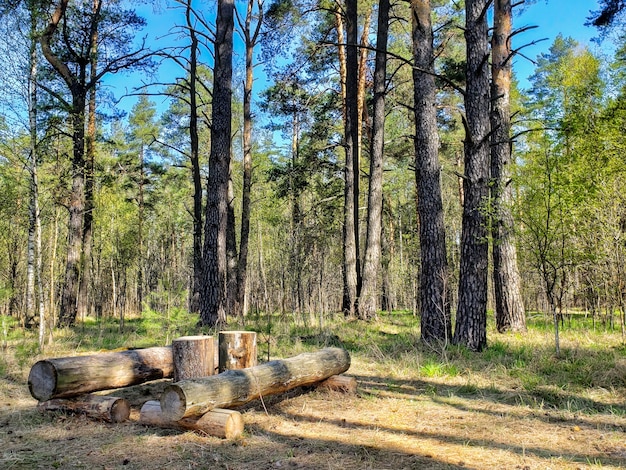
[2,1,626,467]
[1,311,625,470]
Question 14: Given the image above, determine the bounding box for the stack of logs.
[28,331,356,439]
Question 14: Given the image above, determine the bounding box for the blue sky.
[107,1,606,115]
[512,0,603,88]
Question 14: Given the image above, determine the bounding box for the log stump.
[218,331,257,372]
[161,347,350,421]
[172,335,216,381]
[37,394,131,423]
[139,400,243,439]
[28,346,174,401]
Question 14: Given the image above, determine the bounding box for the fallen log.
[315,374,357,394]
[172,336,216,381]
[139,400,243,439]
[37,394,131,423]
[218,331,257,372]
[28,346,173,401]
[160,347,350,421]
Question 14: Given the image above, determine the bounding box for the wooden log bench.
[37,394,131,423]
[28,346,174,401]
[139,400,243,439]
[160,347,351,421]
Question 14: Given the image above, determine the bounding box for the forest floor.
[1,311,626,469]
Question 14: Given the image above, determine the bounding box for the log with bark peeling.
[37,394,131,423]
[28,346,173,401]
[140,400,243,439]
[160,347,351,421]
[218,330,257,372]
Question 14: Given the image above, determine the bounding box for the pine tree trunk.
[453,0,490,352]
[226,174,238,315]
[201,0,234,327]
[359,0,390,320]
[491,0,526,333]
[26,10,39,330]
[342,0,360,317]
[79,3,98,321]
[59,94,87,327]
[236,0,262,320]
[40,0,90,328]
[186,0,202,314]
[29,6,46,345]
[412,0,451,345]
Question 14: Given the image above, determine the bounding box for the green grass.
[1,308,625,417]
[419,360,459,378]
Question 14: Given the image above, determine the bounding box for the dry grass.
[1,312,625,469]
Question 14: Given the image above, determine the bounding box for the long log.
[139,400,244,439]
[37,394,131,423]
[172,336,216,381]
[28,346,173,401]
[160,347,350,421]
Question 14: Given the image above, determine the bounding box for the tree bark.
[359,0,390,320]
[28,346,174,401]
[342,0,360,317]
[187,0,203,314]
[160,347,350,420]
[26,3,43,333]
[335,8,347,123]
[226,174,238,315]
[58,92,87,327]
[356,6,371,179]
[140,401,244,439]
[491,0,526,333]
[412,0,451,345]
[38,394,130,423]
[39,0,91,327]
[79,0,100,322]
[454,0,491,352]
[218,330,257,372]
[236,0,263,320]
[172,336,216,381]
[201,0,234,327]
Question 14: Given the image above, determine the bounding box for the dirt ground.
[2,354,625,470]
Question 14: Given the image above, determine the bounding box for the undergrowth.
[2,308,625,416]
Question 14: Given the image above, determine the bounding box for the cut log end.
[195,408,244,439]
[160,385,188,421]
[110,398,132,423]
[28,360,57,402]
